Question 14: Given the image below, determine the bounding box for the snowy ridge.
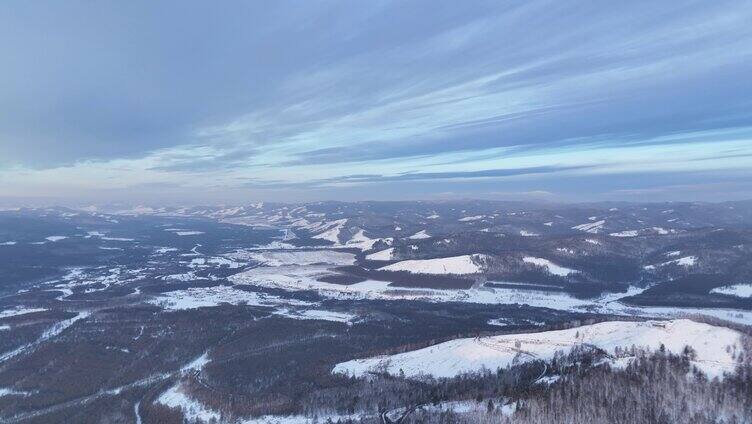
[333,319,743,380]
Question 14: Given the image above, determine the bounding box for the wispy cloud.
[0,0,751,202]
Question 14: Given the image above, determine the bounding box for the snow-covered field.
[379,254,488,275]
[333,319,744,380]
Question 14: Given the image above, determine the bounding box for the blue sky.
[1,0,751,204]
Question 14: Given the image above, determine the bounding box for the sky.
[1,0,751,205]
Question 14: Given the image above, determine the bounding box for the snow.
[711,284,752,298]
[147,285,310,311]
[45,236,67,242]
[675,256,697,266]
[427,214,440,219]
[519,230,539,237]
[379,254,488,275]
[226,250,355,267]
[0,387,31,397]
[366,247,394,261]
[229,261,752,326]
[276,309,355,323]
[344,229,378,250]
[175,231,204,236]
[572,220,605,233]
[644,255,697,270]
[459,215,484,222]
[543,222,553,226]
[101,236,135,241]
[158,384,221,422]
[610,230,639,237]
[666,250,682,257]
[312,219,347,243]
[652,226,670,235]
[522,257,577,276]
[585,238,600,245]
[0,241,17,246]
[0,307,47,318]
[333,319,743,380]
[407,230,431,239]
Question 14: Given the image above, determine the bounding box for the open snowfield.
[379,254,488,275]
[333,319,744,380]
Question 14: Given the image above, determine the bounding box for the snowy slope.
[407,230,431,239]
[344,229,378,251]
[711,284,752,298]
[311,219,347,243]
[366,247,394,261]
[333,320,743,380]
[379,254,488,275]
[522,257,578,276]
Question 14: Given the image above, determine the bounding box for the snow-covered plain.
[333,319,743,380]
[379,254,488,275]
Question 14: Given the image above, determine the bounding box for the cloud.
[0,0,751,202]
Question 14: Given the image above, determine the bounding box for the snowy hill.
[333,319,743,380]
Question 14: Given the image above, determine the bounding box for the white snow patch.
[459,215,484,222]
[711,284,752,298]
[379,255,487,275]
[227,250,355,267]
[158,384,220,422]
[519,230,539,237]
[366,247,394,261]
[523,257,577,276]
[312,219,347,243]
[344,229,378,251]
[572,220,605,234]
[45,236,67,242]
[407,230,431,240]
[0,307,47,318]
[610,230,639,237]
